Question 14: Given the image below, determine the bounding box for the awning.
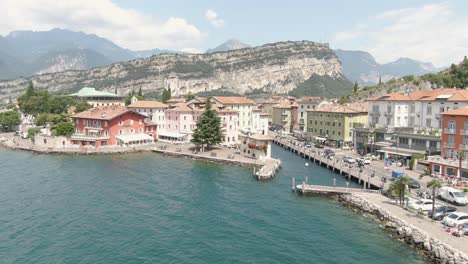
[377,149,418,157]
[116,134,153,143]
[315,136,327,141]
[157,130,187,139]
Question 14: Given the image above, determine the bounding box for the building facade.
[212,96,254,132]
[307,103,368,147]
[71,106,155,147]
[297,96,323,131]
[238,133,273,160]
[272,103,292,133]
[127,100,169,128]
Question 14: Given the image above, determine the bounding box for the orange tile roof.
[169,103,193,112]
[442,107,468,116]
[368,89,468,102]
[72,105,142,120]
[213,96,253,105]
[128,100,168,108]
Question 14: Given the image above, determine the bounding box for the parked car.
[409,179,421,189]
[324,149,335,157]
[342,145,351,150]
[356,157,371,165]
[410,199,439,212]
[427,205,457,220]
[462,222,468,235]
[314,143,324,148]
[343,156,356,164]
[438,187,468,206]
[442,212,468,227]
[305,144,312,148]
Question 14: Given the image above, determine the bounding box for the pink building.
[158,98,239,145]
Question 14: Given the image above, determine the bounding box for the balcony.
[370,111,380,116]
[71,134,110,141]
[461,129,468,135]
[460,144,468,151]
[444,128,456,134]
[444,142,455,148]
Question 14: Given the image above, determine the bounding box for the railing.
[444,128,456,134]
[71,134,110,140]
[460,144,468,151]
[444,142,455,148]
[460,129,468,135]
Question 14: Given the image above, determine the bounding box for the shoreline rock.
[338,194,468,264]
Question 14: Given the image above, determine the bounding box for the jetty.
[273,136,386,190]
[295,183,379,195]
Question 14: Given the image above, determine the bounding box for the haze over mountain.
[206,39,250,53]
[0,29,180,80]
[335,49,442,86]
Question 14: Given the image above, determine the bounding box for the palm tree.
[427,179,442,220]
[390,175,412,207]
[457,151,465,178]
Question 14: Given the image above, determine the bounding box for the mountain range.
[0,28,441,86]
[0,40,352,101]
[0,29,180,80]
[334,49,442,86]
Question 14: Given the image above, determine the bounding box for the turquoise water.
[0,145,426,263]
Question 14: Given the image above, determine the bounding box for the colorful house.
[71,105,155,147]
[127,100,169,129]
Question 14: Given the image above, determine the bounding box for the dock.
[295,183,379,195]
[273,136,386,190]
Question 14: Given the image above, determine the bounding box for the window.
[409,117,415,126]
[427,106,432,114]
[75,119,79,125]
[119,130,123,135]
[433,164,441,173]
[399,138,409,145]
[104,130,108,136]
[464,121,468,131]
[139,128,142,133]
[184,116,187,120]
[410,103,415,113]
[426,119,431,127]
[387,105,392,113]
[448,120,456,129]
[446,167,456,176]
[430,141,437,148]
[448,134,455,144]
[130,120,134,125]
[104,121,108,127]
[118,121,123,126]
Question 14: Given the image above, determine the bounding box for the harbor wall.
[339,194,468,264]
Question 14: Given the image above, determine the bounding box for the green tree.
[25,81,35,98]
[353,81,358,93]
[114,87,118,95]
[52,122,75,137]
[427,179,442,220]
[0,110,21,131]
[191,98,224,150]
[389,175,412,207]
[138,87,143,97]
[378,75,382,85]
[186,92,195,100]
[75,102,93,113]
[161,87,172,103]
[48,96,73,114]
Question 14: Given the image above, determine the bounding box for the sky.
[1,0,467,67]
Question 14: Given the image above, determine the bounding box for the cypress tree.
[191,98,224,150]
[138,87,142,96]
[353,81,359,93]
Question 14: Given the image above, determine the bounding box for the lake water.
[0,145,426,263]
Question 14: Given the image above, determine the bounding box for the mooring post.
[333,178,336,188]
[292,177,296,192]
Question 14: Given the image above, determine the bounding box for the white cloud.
[0,0,205,51]
[205,9,225,28]
[332,2,468,67]
[180,47,203,54]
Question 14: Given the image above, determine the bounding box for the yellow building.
[272,101,292,133]
[306,103,368,147]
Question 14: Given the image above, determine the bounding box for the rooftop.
[442,107,468,116]
[128,100,168,109]
[69,87,121,98]
[368,89,468,102]
[213,96,254,105]
[72,105,142,120]
[309,103,368,113]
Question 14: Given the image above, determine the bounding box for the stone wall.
[338,194,468,264]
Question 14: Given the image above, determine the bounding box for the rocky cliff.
[0,41,348,100]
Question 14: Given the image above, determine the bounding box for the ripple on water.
[0,146,427,264]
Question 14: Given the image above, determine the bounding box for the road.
[276,134,468,215]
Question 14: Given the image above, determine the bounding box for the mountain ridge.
[0,40,351,100]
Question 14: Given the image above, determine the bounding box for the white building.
[297,96,324,131]
[367,89,468,131]
[127,100,169,129]
[212,96,254,132]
